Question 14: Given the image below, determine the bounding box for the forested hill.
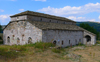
[76,22,100,32]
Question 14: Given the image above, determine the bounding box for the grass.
[52,48,65,53]
[0,42,55,60]
[0,41,100,62]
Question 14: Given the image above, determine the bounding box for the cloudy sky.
[0,0,100,25]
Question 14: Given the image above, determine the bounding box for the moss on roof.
[27,20,82,30]
[10,11,75,22]
[4,20,96,36]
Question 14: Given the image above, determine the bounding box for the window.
[64,22,66,24]
[79,39,81,42]
[57,21,58,23]
[7,36,10,43]
[69,40,70,44]
[40,18,42,21]
[17,16,19,20]
[17,38,20,44]
[28,37,32,44]
[12,35,15,37]
[50,20,51,22]
[75,39,77,44]
[62,41,64,45]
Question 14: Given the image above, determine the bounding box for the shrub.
[52,48,65,53]
[0,36,2,40]
[0,41,3,44]
[34,42,55,50]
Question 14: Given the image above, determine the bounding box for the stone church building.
[3,11,96,47]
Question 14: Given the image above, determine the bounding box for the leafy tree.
[79,23,100,40]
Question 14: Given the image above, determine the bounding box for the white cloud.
[34,0,46,2]
[0,15,10,25]
[38,2,100,16]
[0,9,4,12]
[38,2,100,22]
[99,15,100,20]
[10,0,17,1]
[67,16,95,22]
[19,9,24,12]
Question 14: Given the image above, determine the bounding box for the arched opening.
[17,38,20,44]
[53,40,56,45]
[28,37,32,44]
[7,36,10,43]
[85,35,91,42]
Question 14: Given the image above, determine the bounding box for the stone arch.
[17,38,20,44]
[85,35,91,42]
[7,36,10,43]
[28,37,32,44]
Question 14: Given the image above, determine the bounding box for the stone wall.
[11,15,76,25]
[3,21,42,45]
[83,31,96,45]
[11,15,27,21]
[42,30,84,47]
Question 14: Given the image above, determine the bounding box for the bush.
[34,42,55,50]
[0,41,3,44]
[0,36,2,40]
[0,46,20,59]
[52,48,65,53]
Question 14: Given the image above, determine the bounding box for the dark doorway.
[85,35,91,42]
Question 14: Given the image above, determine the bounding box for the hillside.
[76,22,100,32]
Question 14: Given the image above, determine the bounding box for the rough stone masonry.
[3,11,96,47]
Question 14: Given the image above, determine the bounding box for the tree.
[79,23,100,40]
[0,24,2,33]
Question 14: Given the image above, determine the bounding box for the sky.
[0,0,100,25]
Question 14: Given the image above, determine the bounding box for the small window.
[40,18,42,21]
[50,20,51,22]
[62,41,64,45]
[17,17,19,20]
[28,37,32,44]
[69,40,70,44]
[17,38,20,44]
[79,39,81,42]
[75,39,77,44]
[7,36,10,43]
[64,22,66,24]
[13,35,15,37]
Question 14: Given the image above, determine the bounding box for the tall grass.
[0,42,55,59]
